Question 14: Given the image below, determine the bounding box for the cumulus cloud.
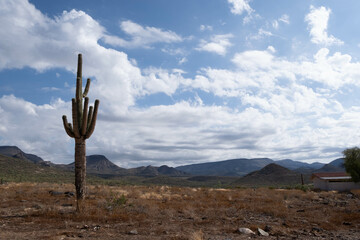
[0,95,72,162]
[2,0,360,167]
[196,34,233,56]
[305,6,343,46]
[103,20,183,49]
[0,0,191,115]
[227,0,253,15]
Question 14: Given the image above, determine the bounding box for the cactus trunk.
[75,138,86,199]
[62,54,99,213]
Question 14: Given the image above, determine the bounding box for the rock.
[129,229,138,235]
[32,204,42,209]
[264,225,272,232]
[311,227,323,232]
[64,191,75,197]
[49,190,63,196]
[61,203,73,207]
[343,222,352,226]
[238,228,255,235]
[346,193,354,199]
[297,209,305,212]
[258,228,269,236]
[81,225,90,230]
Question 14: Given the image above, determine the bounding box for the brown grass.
[1,182,360,239]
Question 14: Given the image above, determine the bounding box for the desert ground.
[1,182,360,239]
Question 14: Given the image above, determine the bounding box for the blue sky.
[1,0,360,167]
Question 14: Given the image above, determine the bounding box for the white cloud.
[279,14,290,24]
[272,20,279,30]
[0,95,72,162]
[227,0,253,15]
[200,25,213,31]
[272,14,290,29]
[178,57,187,65]
[41,87,60,92]
[305,6,343,46]
[161,47,186,56]
[250,28,273,40]
[195,34,233,56]
[140,67,188,96]
[103,20,183,48]
[2,0,360,167]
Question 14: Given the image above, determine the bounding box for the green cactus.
[62,54,99,212]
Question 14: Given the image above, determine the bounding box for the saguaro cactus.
[62,54,99,211]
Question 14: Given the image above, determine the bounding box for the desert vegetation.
[1,182,360,239]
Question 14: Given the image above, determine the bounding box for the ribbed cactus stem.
[71,98,81,138]
[87,106,93,131]
[83,78,90,97]
[61,53,100,212]
[85,99,99,139]
[62,116,74,138]
[63,54,100,140]
[81,97,89,136]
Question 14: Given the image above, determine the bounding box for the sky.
[1,0,360,167]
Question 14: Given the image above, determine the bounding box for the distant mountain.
[328,158,345,168]
[158,165,188,176]
[128,165,188,177]
[313,163,345,173]
[0,153,74,183]
[64,156,187,177]
[0,146,46,164]
[276,159,324,170]
[232,163,308,187]
[176,158,274,176]
[66,155,127,175]
[176,158,325,177]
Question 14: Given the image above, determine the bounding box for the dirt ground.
[1,182,360,239]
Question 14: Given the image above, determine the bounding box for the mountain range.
[0,145,346,186]
[175,157,344,176]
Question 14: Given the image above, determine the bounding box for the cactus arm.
[87,106,93,131]
[62,115,75,138]
[85,99,99,139]
[72,98,81,138]
[83,78,90,97]
[81,97,89,135]
[77,54,82,81]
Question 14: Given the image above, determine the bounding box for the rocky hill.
[128,165,188,177]
[66,155,127,175]
[313,163,345,173]
[0,146,44,163]
[232,163,308,187]
[0,153,74,183]
[0,146,53,166]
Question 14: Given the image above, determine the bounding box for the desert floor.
[1,183,360,239]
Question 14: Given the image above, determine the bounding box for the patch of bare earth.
[1,183,360,239]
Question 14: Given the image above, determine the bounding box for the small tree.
[62,54,100,212]
[342,147,360,182]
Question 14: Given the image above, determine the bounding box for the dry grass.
[1,182,360,239]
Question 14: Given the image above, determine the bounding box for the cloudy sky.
[1,0,360,167]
